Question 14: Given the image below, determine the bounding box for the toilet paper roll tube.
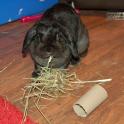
[73,84,108,117]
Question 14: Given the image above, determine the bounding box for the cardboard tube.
[73,84,108,117]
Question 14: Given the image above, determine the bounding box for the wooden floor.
[0,15,124,124]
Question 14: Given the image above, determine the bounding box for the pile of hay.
[22,67,82,121]
[24,68,78,99]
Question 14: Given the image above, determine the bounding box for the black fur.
[22,3,89,77]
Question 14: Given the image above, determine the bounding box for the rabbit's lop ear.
[22,26,37,57]
[59,29,79,61]
[68,40,79,60]
[54,22,79,61]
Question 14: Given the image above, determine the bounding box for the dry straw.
[21,56,112,124]
[0,59,15,73]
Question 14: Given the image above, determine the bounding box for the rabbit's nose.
[44,48,52,57]
[46,51,52,56]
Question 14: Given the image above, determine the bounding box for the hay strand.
[34,102,51,124]
[0,59,15,73]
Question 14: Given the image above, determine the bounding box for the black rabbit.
[22,3,89,77]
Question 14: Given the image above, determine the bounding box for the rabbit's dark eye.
[38,33,43,41]
[34,33,42,43]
